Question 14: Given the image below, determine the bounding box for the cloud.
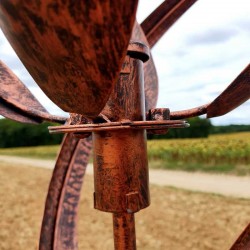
[185,28,238,46]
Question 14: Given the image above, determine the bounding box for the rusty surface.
[0,0,138,117]
[48,120,188,134]
[113,213,136,250]
[127,41,150,63]
[207,64,250,118]
[0,60,47,113]
[141,0,198,48]
[2,95,67,123]
[53,137,92,250]
[148,108,170,135]
[0,60,65,123]
[170,104,209,119]
[93,44,149,214]
[39,132,92,250]
[167,64,250,119]
[0,98,41,124]
[0,1,249,249]
[39,133,78,250]
[92,44,149,249]
[131,22,158,111]
[93,129,149,213]
[230,223,250,250]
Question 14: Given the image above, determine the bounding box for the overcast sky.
[0,0,249,125]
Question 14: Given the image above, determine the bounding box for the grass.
[0,145,60,159]
[0,132,249,175]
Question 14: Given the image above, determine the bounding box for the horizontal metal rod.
[49,120,189,134]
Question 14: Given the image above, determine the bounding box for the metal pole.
[93,41,150,250]
[113,213,136,250]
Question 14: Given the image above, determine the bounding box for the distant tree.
[210,124,250,134]
[0,119,63,148]
[150,117,212,140]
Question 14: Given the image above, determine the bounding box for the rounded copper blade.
[0,60,47,112]
[0,99,41,124]
[207,64,250,118]
[0,60,43,123]
[0,60,66,123]
[131,22,159,111]
[0,1,138,117]
[141,0,198,48]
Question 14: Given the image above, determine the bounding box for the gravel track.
[1,155,250,198]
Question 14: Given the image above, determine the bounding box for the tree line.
[0,118,249,147]
[0,119,63,148]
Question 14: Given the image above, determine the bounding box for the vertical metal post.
[113,213,136,250]
[92,41,150,250]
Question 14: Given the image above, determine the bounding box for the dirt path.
[1,155,250,199]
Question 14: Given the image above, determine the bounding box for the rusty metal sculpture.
[0,1,249,249]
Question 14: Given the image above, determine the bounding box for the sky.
[0,0,249,125]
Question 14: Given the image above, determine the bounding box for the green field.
[0,132,249,175]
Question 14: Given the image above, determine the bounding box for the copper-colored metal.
[230,222,250,250]
[48,120,189,134]
[0,1,138,117]
[53,137,92,250]
[141,0,198,48]
[92,42,149,249]
[148,108,170,134]
[0,2,249,249]
[39,133,78,250]
[0,60,47,113]
[0,98,40,124]
[2,96,67,124]
[170,104,209,119]
[207,64,250,118]
[39,133,92,250]
[131,22,159,111]
[0,60,65,124]
[93,129,149,214]
[113,213,136,250]
[168,64,250,119]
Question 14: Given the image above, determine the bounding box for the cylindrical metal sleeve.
[93,129,149,213]
[93,50,150,213]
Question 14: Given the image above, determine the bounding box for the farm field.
[148,132,250,175]
[1,162,250,250]
[0,132,249,175]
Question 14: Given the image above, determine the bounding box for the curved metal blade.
[207,64,250,118]
[0,1,138,117]
[230,222,250,250]
[131,22,158,111]
[0,61,66,124]
[53,136,92,250]
[39,132,92,250]
[141,0,198,48]
[170,104,209,120]
[0,99,41,124]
